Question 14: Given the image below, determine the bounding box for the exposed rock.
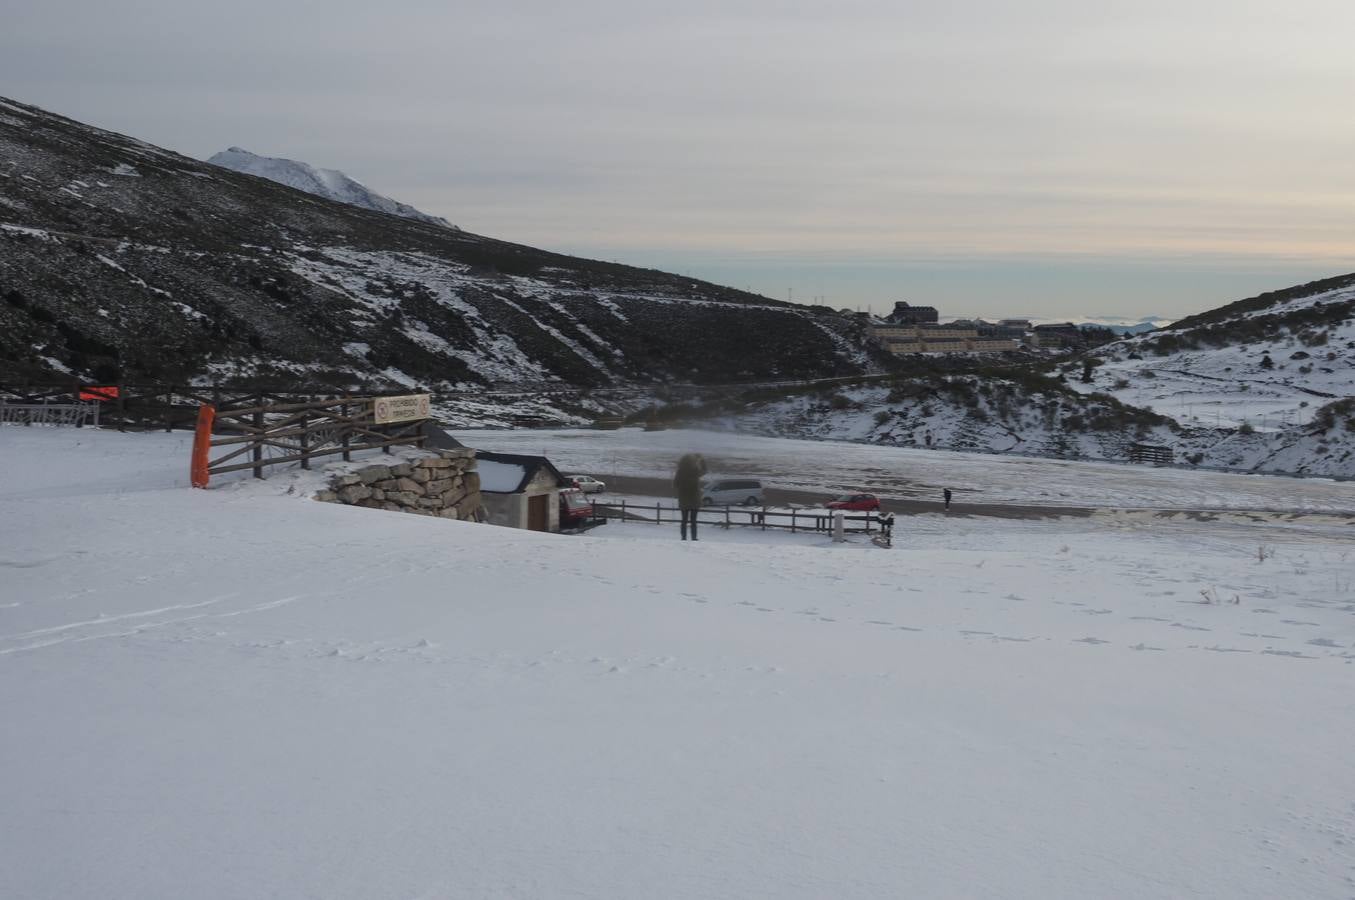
[356,465,391,484]
[337,484,372,503]
[425,477,456,494]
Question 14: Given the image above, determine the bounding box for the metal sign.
[372,394,431,424]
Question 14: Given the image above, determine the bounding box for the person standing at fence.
[673,452,707,541]
[943,488,953,510]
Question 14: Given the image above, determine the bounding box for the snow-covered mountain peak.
[207,146,457,230]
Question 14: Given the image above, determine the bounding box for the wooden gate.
[527,494,550,532]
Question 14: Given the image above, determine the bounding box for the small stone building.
[475,450,571,532]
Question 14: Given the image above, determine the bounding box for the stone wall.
[313,448,483,521]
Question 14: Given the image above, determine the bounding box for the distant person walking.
[943,488,953,510]
[673,452,707,541]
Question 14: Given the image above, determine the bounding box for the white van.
[701,478,764,506]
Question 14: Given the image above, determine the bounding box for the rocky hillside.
[207,147,457,229]
[0,96,876,391]
[712,376,1187,463]
[711,373,1354,477]
[1065,275,1355,475]
[696,270,1355,477]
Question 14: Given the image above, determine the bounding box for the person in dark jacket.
[943,488,953,510]
[673,453,707,540]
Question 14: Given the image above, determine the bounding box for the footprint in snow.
[1073,637,1110,645]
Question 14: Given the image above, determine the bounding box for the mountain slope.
[207,146,457,229]
[0,96,876,391]
[1064,277,1355,475]
[703,274,1355,477]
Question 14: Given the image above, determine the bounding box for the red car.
[559,489,604,531]
[826,493,881,511]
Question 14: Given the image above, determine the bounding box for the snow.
[1074,283,1355,432]
[476,458,527,492]
[207,147,456,229]
[459,427,1355,513]
[3,428,1355,899]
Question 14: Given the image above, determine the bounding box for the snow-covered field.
[460,427,1355,513]
[3,427,1354,899]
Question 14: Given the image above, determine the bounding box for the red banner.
[79,386,120,402]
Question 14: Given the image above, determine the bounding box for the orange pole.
[190,404,216,488]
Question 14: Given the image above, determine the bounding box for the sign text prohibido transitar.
[372,394,431,425]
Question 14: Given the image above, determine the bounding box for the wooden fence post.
[341,400,351,461]
[252,391,264,479]
[791,509,797,533]
[299,411,310,469]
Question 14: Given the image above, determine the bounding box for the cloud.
[3,0,1353,315]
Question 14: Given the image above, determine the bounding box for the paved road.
[596,474,1093,520]
[593,474,1355,524]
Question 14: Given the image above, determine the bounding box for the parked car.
[559,489,603,530]
[567,474,606,493]
[826,493,881,511]
[702,478,764,506]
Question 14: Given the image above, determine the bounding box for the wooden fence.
[592,501,882,535]
[1128,443,1173,465]
[0,382,414,432]
[200,396,428,482]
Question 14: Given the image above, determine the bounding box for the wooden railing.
[202,397,427,481]
[0,382,413,432]
[1128,443,1173,465]
[591,501,882,535]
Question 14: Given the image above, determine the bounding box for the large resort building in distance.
[870,302,1023,355]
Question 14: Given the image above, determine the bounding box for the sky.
[3,0,1354,320]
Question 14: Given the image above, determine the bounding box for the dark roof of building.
[473,450,571,493]
[420,420,464,449]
